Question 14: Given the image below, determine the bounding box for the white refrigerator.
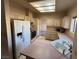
[11,20,30,59]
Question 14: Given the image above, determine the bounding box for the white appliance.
[11,20,30,59]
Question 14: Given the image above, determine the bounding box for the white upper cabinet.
[62,16,70,29]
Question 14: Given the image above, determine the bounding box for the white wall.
[68,5,77,17]
[9,0,28,20]
[3,0,13,59]
[1,0,10,59]
[66,5,77,37]
[67,5,77,59]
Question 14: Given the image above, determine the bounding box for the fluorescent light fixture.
[30,0,55,13]
[30,1,55,7]
[36,6,55,11]
[40,10,55,12]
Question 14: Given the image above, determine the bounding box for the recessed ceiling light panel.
[30,0,56,13]
[30,0,55,7]
[36,6,55,11]
[40,10,55,12]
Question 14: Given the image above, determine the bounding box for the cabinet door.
[62,16,70,29]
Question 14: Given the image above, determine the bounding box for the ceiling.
[11,0,77,13]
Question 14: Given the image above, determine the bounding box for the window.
[70,17,77,33]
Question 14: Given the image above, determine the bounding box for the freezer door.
[22,21,31,48]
